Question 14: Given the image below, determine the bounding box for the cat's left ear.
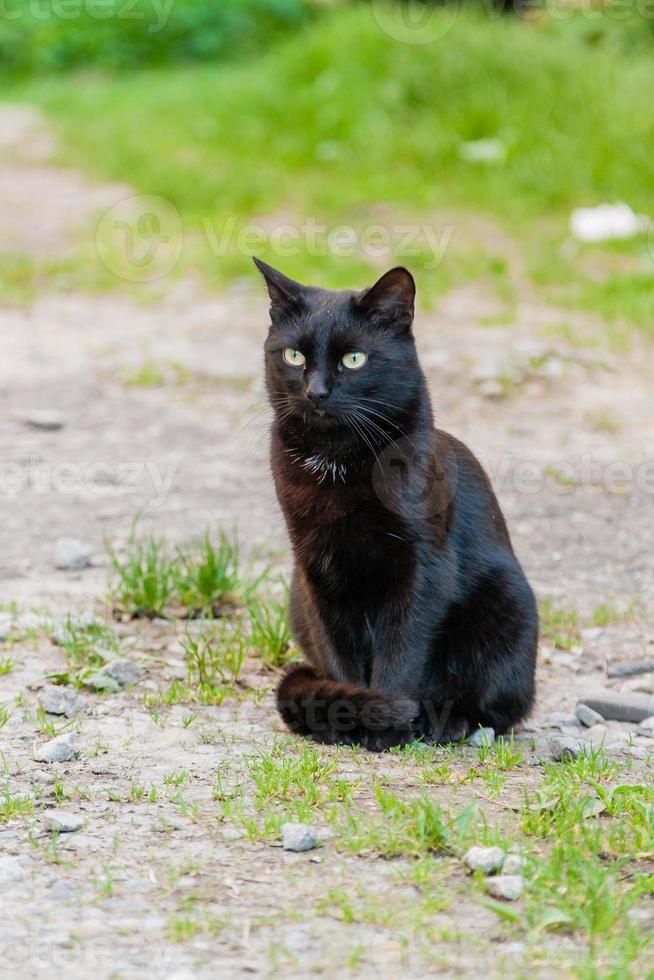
[355,267,415,332]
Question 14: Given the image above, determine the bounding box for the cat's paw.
[427,715,469,745]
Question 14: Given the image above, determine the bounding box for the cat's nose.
[305,374,329,407]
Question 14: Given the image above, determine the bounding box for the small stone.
[478,379,505,401]
[24,410,65,431]
[38,686,83,718]
[42,809,84,833]
[580,691,654,723]
[639,716,654,731]
[502,854,525,875]
[105,660,142,687]
[548,736,584,762]
[221,828,244,842]
[468,727,495,747]
[575,703,604,728]
[54,538,92,571]
[462,846,505,874]
[486,875,524,901]
[281,823,319,853]
[581,627,603,642]
[90,762,111,775]
[607,659,654,679]
[0,855,25,885]
[33,732,76,764]
[549,712,581,728]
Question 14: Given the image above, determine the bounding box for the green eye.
[283,348,306,367]
[342,351,367,371]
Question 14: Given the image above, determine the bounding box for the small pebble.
[486,875,524,901]
[462,846,504,874]
[0,855,25,886]
[478,379,505,401]
[55,538,92,571]
[24,410,65,431]
[580,691,654,724]
[639,716,654,731]
[281,823,319,853]
[607,659,654,679]
[90,762,111,775]
[42,809,84,833]
[575,703,604,728]
[38,686,84,718]
[468,727,495,747]
[548,736,584,762]
[502,854,525,875]
[33,732,76,764]
[549,712,581,728]
[105,660,142,687]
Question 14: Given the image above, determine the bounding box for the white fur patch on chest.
[287,451,347,484]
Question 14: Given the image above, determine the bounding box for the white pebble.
[33,732,76,764]
[281,823,318,853]
[462,846,504,874]
[468,727,495,747]
[55,538,92,571]
[486,875,524,901]
[42,809,84,833]
[502,854,525,875]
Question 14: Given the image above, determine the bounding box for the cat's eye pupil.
[283,348,305,367]
[342,351,367,371]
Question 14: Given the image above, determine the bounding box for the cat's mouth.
[305,408,343,430]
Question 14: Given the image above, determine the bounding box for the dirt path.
[1,107,653,979]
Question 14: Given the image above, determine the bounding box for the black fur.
[256,258,538,751]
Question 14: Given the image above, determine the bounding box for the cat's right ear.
[253,258,305,320]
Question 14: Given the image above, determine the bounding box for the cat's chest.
[274,450,414,579]
[302,503,415,604]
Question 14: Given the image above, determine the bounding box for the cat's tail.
[276,664,426,752]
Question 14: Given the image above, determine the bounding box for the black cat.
[256,258,538,751]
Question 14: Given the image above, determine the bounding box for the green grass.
[181,622,247,703]
[216,740,354,837]
[342,785,456,859]
[0,788,34,823]
[206,734,653,975]
[53,614,119,668]
[8,4,654,331]
[539,597,582,652]
[247,594,295,667]
[45,614,122,688]
[175,532,243,617]
[108,527,252,618]
[108,530,176,617]
[0,0,315,77]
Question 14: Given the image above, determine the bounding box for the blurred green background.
[2,0,654,333]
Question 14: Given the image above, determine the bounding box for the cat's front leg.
[368,608,467,743]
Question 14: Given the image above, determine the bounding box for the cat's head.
[256,258,423,440]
